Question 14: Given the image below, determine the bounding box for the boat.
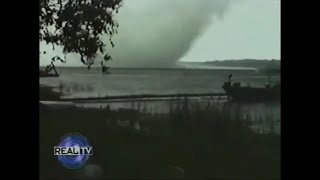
[102,66,111,75]
[222,75,280,102]
[39,69,59,77]
[40,61,60,77]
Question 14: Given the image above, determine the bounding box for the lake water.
[40,67,280,97]
[40,67,281,133]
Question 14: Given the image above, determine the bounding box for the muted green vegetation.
[40,97,280,179]
[203,59,280,69]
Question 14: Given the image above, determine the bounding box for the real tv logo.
[54,146,93,155]
[54,133,93,169]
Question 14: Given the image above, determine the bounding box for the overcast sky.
[40,0,280,67]
[180,0,280,62]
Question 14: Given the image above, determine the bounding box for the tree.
[39,0,122,67]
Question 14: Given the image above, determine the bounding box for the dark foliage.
[39,100,280,179]
[39,0,122,66]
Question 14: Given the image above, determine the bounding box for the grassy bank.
[40,99,280,179]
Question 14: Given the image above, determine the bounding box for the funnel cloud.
[40,0,232,67]
[106,0,231,67]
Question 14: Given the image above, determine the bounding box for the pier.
[57,93,228,103]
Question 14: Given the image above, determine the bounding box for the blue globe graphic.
[57,133,91,169]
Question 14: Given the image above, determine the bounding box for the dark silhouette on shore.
[223,74,280,102]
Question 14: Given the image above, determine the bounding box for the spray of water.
[58,82,94,94]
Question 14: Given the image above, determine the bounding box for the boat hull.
[222,84,280,102]
[40,70,59,77]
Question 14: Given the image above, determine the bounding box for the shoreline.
[40,99,280,179]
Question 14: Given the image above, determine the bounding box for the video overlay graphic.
[54,133,93,169]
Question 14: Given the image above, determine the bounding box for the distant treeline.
[203,59,280,69]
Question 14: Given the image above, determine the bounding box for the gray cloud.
[105,0,231,67]
[40,0,232,67]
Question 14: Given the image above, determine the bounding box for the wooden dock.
[58,93,228,103]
